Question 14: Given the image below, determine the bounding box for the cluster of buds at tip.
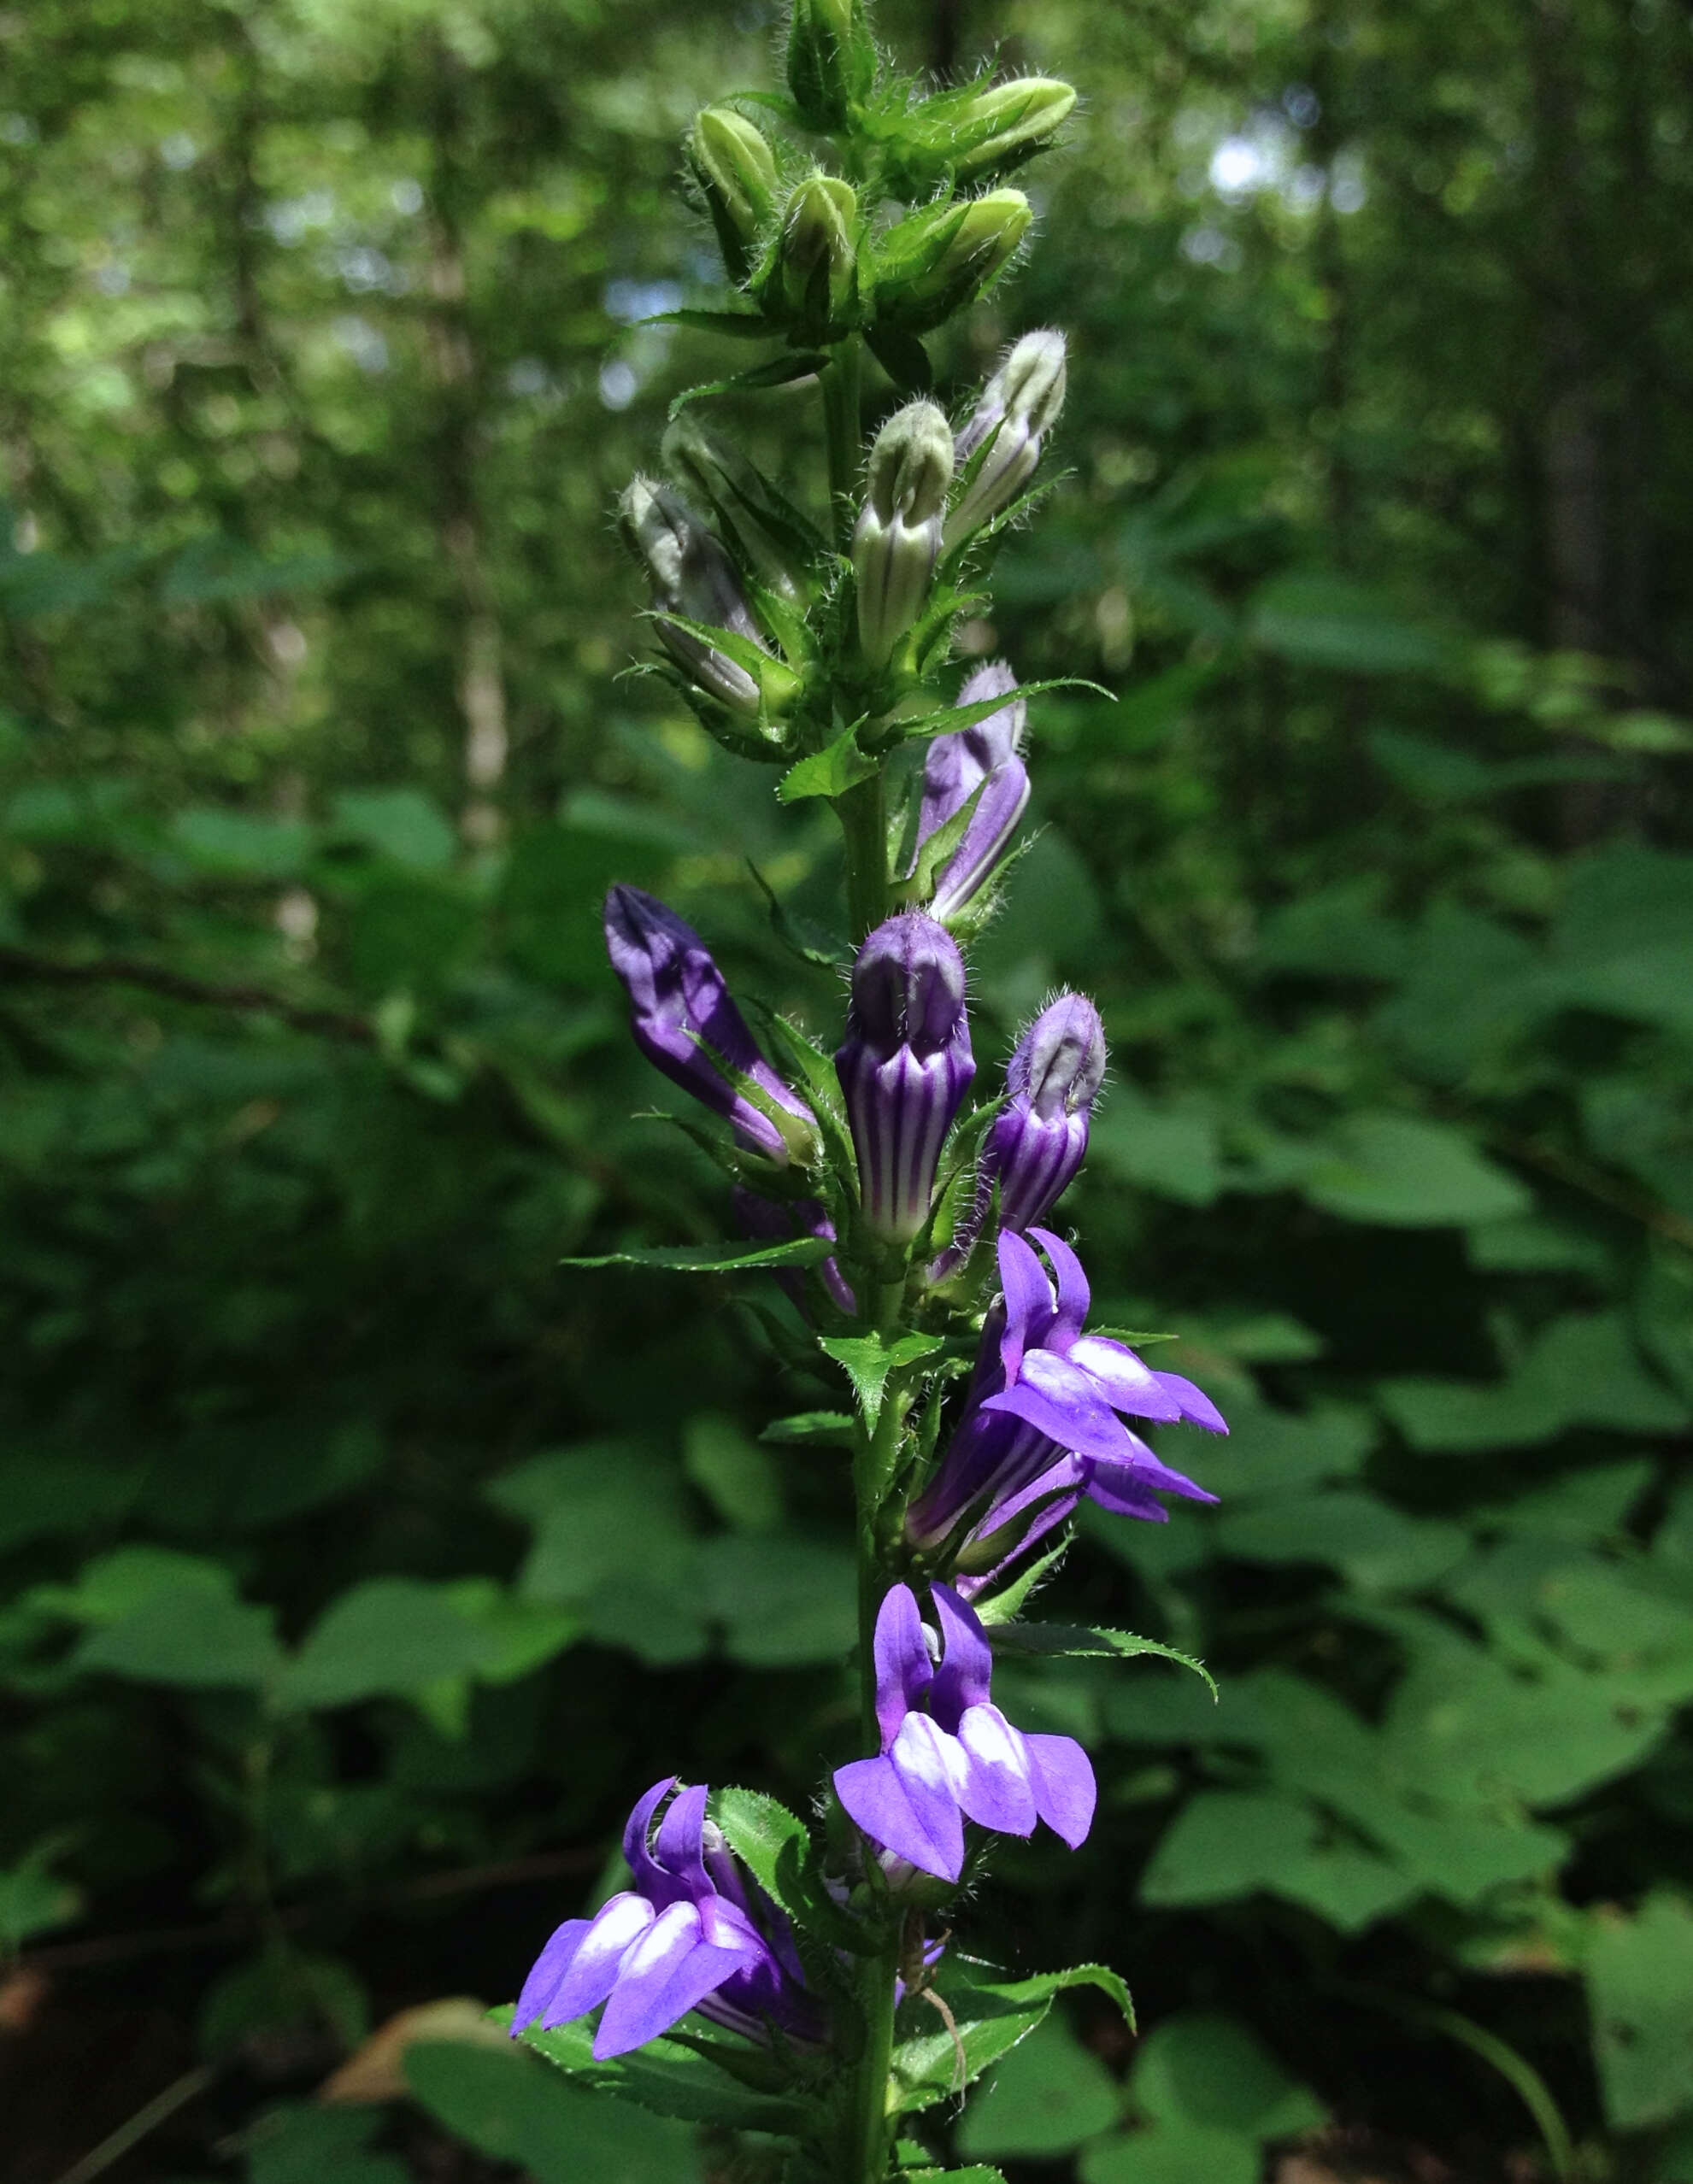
[835,911,975,1243]
[689,107,779,284]
[910,660,1031,925]
[852,400,953,666]
[946,329,1067,553]
[617,478,790,719]
[785,0,875,131]
[603,884,820,1169]
[874,190,1032,336]
[889,75,1078,195]
[768,173,859,344]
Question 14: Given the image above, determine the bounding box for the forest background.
[3,0,1692,2181]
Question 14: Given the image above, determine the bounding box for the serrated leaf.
[712,1785,863,1949]
[669,351,827,419]
[778,722,879,803]
[892,1965,1133,2116]
[404,2040,702,2184]
[652,307,775,338]
[563,1236,832,1273]
[819,1330,945,1430]
[511,2009,808,2132]
[985,1624,1217,1698]
[760,1411,855,1445]
[747,860,851,967]
[888,677,1113,750]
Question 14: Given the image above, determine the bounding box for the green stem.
[822,339,862,551]
[847,1939,901,2184]
[836,769,887,941]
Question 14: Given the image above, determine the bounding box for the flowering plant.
[507,6,1226,2175]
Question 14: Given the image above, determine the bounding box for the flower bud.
[852,400,954,666]
[835,912,975,1243]
[617,477,779,717]
[786,0,875,132]
[874,190,1032,336]
[773,174,859,344]
[945,330,1067,552]
[690,107,779,282]
[605,884,820,1165]
[912,661,1031,923]
[891,76,1077,194]
[980,992,1106,1231]
[661,417,802,599]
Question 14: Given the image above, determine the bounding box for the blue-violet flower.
[834,1581,1095,1881]
[512,1777,823,2058]
[835,912,975,1242]
[909,660,1031,925]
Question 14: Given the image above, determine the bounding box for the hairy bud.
[835,912,975,1242]
[771,173,859,344]
[618,477,780,717]
[690,107,779,282]
[982,992,1106,1231]
[891,76,1076,194]
[914,660,1031,923]
[852,400,954,666]
[873,189,1032,336]
[661,416,803,599]
[786,0,875,132]
[945,329,1067,552]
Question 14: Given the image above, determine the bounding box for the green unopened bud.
[690,107,779,282]
[891,76,1077,194]
[852,400,954,666]
[945,329,1067,552]
[873,189,1032,336]
[619,476,779,717]
[786,0,875,132]
[661,416,804,599]
[772,173,859,343]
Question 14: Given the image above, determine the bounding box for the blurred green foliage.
[1,0,1690,2179]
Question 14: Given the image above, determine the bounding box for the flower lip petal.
[534,1891,657,2030]
[511,1915,594,2035]
[1155,1371,1230,1434]
[834,1749,965,1882]
[1026,1226,1090,1345]
[996,1229,1055,1379]
[1067,1335,1184,1421]
[1082,1466,1170,1522]
[1001,1345,1154,1457]
[1021,1732,1096,1849]
[591,1900,757,2059]
[955,1703,1039,1836]
[872,1583,934,1747]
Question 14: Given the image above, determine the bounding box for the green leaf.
[275,1577,496,1711]
[696,1534,856,1664]
[170,806,316,881]
[819,1330,945,1430]
[956,2012,1124,2158]
[404,2039,702,2184]
[985,1623,1217,1698]
[72,1583,282,1690]
[328,787,458,872]
[1584,1893,1693,2129]
[760,1411,855,1446]
[564,1236,832,1273]
[892,1966,1132,2116]
[1085,1089,1222,1207]
[712,1785,861,1949]
[1301,1113,1530,1228]
[513,2011,808,2133]
[667,350,828,419]
[0,1838,84,1951]
[1141,1791,1416,1933]
[1247,572,1451,676]
[1381,1312,1690,1453]
[776,722,879,803]
[684,1412,784,1533]
[1214,1491,1467,1594]
[244,2103,408,2184]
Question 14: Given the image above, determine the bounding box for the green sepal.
[778,720,879,802]
[820,1329,945,1432]
[866,324,933,395]
[890,675,1114,752]
[753,1007,855,1142]
[1089,1326,1179,1346]
[747,860,853,969]
[897,771,992,907]
[968,1537,1072,1623]
[668,350,830,420]
[639,608,791,685]
[889,1964,1133,2116]
[985,1623,1218,1697]
[761,1411,855,1446]
[653,307,776,338]
[509,2007,810,2132]
[563,1236,832,1274]
[712,1785,868,1954]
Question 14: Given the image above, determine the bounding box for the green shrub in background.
[2,0,1690,2177]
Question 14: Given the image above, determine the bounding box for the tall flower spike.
[835,912,975,1243]
[911,660,1031,924]
[605,884,819,1166]
[945,330,1067,553]
[852,400,954,667]
[512,1778,824,2058]
[617,477,779,718]
[833,1582,1096,1881]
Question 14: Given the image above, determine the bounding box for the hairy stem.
[822,339,863,550]
[837,769,889,940]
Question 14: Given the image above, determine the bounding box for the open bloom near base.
[833,1581,1095,1881]
[512,1777,822,2058]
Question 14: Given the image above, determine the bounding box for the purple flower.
[908,662,1031,925]
[512,1778,824,2059]
[907,1228,1225,1582]
[833,1582,1095,1882]
[834,912,975,1243]
[605,885,818,1166]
